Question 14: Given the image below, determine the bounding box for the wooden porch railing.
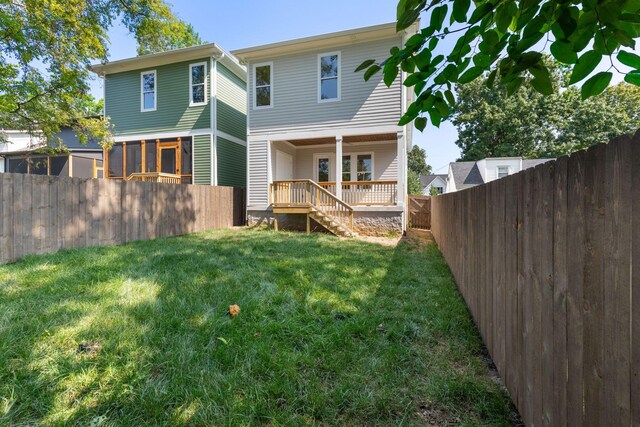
[270,179,354,231]
[127,172,181,184]
[318,180,398,206]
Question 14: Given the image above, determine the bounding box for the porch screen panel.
[181,138,192,176]
[126,142,142,176]
[50,156,69,176]
[8,158,27,174]
[108,144,123,178]
[30,157,48,175]
[145,141,156,173]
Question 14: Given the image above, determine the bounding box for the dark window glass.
[320,54,339,100]
[255,64,271,107]
[126,142,142,176]
[50,156,68,176]
[191,64,206,104]
[256,86,270,107]
[8,158,28,174]
[357,154,372,181]
[30,157,48,175]
[342,155,351,182]
[160,148,176,174]
[318,158,329,182]
[181,139,192,175]
[145,141,156,173]
[108,144,123,177]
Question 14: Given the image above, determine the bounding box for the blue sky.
[91,0,462,173]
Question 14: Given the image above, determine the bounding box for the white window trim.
[253,61,273,109]
[497,165,510,178]
[189,62,208,107]
[140,70,157,112]
[313,153,334,182]
[317,52,341,103]
[343,152,374,182]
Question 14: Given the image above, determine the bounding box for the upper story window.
[254,62,273,108]
[318,53,340,102]
[497,166,509,178]
[141,70,156,112]
[189,62,207,106]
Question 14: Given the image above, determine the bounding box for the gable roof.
[91,43,246,80]
[231,22,414,61]
[419,174,446,187]
[450,162,485,190]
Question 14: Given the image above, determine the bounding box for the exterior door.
[157,142,181,175]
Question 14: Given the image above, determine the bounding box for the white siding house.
[232,23,418,236]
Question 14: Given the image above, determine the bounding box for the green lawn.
[0,228,512,426]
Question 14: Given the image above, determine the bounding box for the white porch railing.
[318,180,398,206]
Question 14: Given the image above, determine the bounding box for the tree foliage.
[0,0,199,147]
[135,2,204,55]
[408,145,433,175]
[358,0,640,129]
[453,57,640,160]
[408,169,424,194]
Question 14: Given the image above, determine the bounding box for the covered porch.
[269,132,404,207]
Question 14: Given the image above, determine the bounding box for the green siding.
[217,64,247,141]
[217,137,246,187]
[105,58,211,135]
[193,134,211,185]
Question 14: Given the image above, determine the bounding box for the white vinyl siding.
[247,37,403,135]
[248,140,269,206]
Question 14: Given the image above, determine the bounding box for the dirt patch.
[353,234,401,246]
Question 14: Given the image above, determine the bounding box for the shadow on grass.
[0,229,513,426]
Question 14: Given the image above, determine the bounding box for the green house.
[92,44,246,187]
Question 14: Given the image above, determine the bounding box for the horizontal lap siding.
[248,37,403,135]
[217,64,247,142]
[217,137,246,187]
[193,134,212,185]
[105,58,211,135]
[248,140,268,206]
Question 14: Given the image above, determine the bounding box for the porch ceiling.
[285,133,397,147]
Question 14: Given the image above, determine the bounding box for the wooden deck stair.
[270,180,356,237]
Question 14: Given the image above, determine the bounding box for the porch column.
[396,131,406,207]
[335,135,343,200]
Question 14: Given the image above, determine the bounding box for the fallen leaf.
[228,304,240,317]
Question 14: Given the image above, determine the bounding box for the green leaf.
[364,65,382,81]
[550,40,578,64]
[445,89,455,106]
[383,61,399,87]
[453,0,471,23]
[415,116,427,131]
[355,59,376,72]
[413,50,432,71]
[618,50,640,69]
[458,66,484,84]
[469,2,493,25]
[404,72,428,86]
[398,112,416,126]
[530,65,554,95]
[495,2,517,33]
[428,108,442,127]
[569,50,601,84]
[406,33,426,48]
[486,69,497,87]
[581,71,612,100]
[217,337,229,345]
[430,5,448,30]
[397,7,422,31]
[428,37,438,50]
[624,71,640,86]
[434,97,450,116]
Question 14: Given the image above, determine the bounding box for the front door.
[157,142,180,175]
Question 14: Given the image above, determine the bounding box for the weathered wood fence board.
[430,130,640,426]
[408,195,431,229]
[0,173,245,264]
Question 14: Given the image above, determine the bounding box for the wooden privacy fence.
[430,130,640,426]
[0,173,245,264]
[408,195,431,229]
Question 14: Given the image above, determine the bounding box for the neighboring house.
[91,43,247,186]
[232,22,419,236]
[1,126,104,178]
[420,174,446,195]
[445,157,554,193]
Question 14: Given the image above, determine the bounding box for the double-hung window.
[356,154,372,181]
[318,53,340,102]
[497,166,509,178]
[141,70,156,112]
[189,62,207,106]
[254,62,273,108]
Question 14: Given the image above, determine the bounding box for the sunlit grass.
[0,228,512,425]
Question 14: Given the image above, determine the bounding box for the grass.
[0,228,513,426]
